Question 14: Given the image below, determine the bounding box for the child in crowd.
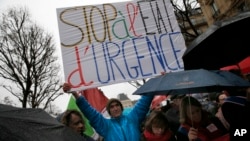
[141,110,176,141]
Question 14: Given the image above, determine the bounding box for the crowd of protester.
[59,70,250,141]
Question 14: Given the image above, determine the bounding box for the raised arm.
[129,95,154,123]
[62,83,109,136]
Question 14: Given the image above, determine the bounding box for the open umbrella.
[220,56,250,75]
[182,12,250,70]
[0,104,85,141]
[133,69,250,96]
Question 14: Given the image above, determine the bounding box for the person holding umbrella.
[219,69,250,140]
[176,96,229,141]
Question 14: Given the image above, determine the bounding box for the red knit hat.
[151,95,168,110]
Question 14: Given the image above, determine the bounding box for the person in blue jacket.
[63,83,154,141]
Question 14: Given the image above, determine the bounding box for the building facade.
[177,0,250,46]
[198,0,250,26]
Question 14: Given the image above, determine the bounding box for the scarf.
[143,130,173,141]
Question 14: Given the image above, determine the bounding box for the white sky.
[0,0,141,111]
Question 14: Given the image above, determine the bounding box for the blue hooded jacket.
[76,95,153,141]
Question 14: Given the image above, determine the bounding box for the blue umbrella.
[133,69,250,96]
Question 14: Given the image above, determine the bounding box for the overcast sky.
[0,0,141,111]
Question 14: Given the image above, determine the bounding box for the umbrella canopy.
[220,56,250,74]
[182,12,250,70]
[0,104,85,141]
[133,69,250,96]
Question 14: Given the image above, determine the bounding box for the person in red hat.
[150,95,168,112]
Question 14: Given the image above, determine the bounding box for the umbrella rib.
[188,95,194,127]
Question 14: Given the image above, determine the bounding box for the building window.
[210,1,220,18]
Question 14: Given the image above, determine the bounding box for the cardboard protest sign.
[56,0,186,90]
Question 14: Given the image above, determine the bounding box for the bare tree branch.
[171,0,203,45]
[0,7,63,110]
